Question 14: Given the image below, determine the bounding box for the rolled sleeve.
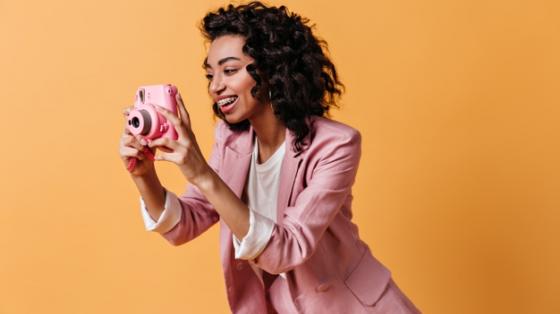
[140,190,182,234]
[233,209,275,260]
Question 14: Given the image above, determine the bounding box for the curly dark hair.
[201,1,344,152]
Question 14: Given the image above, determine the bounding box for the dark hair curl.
[201,1,344,152]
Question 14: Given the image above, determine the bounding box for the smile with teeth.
[217,96,238,107]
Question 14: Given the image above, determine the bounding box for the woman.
[119,2,419,313]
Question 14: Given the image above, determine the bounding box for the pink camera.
[126,84,179,141]
[125,84,179,172]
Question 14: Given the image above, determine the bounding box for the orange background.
[1,0,559,313]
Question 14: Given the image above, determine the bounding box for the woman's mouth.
[217,96,238,114]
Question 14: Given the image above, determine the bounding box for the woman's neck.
[249,104,286,162]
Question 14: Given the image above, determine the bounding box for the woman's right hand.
[119,107,155,177]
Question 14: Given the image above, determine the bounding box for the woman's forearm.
[194,169,250,239]
[132,171,166,221]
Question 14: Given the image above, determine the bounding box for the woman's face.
[205,35,264,124]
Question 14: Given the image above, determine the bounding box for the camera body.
[126,84,179,141]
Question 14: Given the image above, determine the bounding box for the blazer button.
[315,283,332,292]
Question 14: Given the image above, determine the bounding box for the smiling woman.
[203,36,265,123]
[118,2,420,313]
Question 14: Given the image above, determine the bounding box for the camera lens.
[131,117,140,128]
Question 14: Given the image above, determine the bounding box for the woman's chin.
[224,115,244,124]
[223,110,252,125]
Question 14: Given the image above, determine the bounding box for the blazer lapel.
[276,127,304,222]
[221,125,254,198]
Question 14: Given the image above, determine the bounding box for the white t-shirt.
[232,137,284,258]
[232,137,285,278]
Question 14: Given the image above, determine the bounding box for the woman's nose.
[209,75,226,95]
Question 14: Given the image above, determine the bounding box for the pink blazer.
[161,116,391,313]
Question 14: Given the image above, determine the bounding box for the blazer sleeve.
[252,129,362,274]
[160,122,224,246]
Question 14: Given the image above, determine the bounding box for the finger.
[120,146,145,160]
[158,146,174,153]
[148,136,180,150]
[155,106,189,140]
[122,107,132,116]
[135,135,148,146]
[123,121,132,134]
[123,106,133,134]
[155,105,181,127]
[122,135,144,151]
[176,93,191,128]
[128,141,144,152]
[154,152,178,163]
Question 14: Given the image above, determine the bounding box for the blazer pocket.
[344,250,391,306]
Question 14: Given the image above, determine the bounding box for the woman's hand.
[148,93,211,186]
[119,108,156,177]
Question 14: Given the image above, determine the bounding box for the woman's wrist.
[190,166,217,193]
[131,168,160,190]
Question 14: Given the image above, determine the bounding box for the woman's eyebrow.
[218,56,241,65]
[203,56,242,69]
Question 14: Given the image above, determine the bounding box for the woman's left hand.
[148,93,211,186]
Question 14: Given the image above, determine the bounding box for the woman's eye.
[224,69,238,75]
[205,74,213,80]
